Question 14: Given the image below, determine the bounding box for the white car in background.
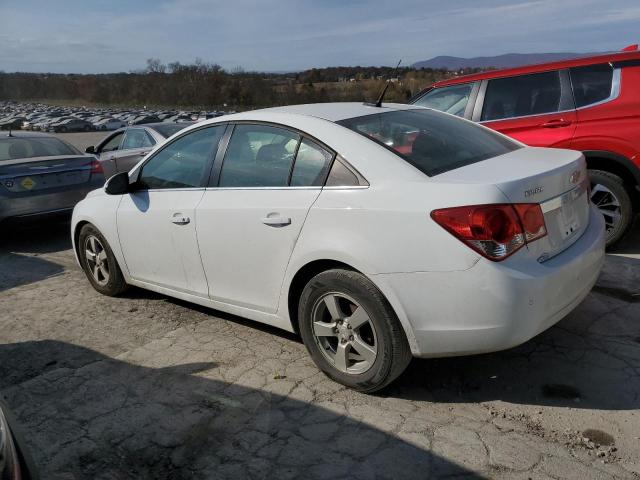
[93,118,127,131]
[71,103,605,392]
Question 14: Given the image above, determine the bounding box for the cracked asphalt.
[0,133,638,478]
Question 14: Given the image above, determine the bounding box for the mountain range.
[412,52,604,70]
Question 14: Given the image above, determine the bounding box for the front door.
[196,124,335,313]
[117,125,225,296]
[114,128,156,173]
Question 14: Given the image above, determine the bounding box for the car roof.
[430,50,640,87]
[229,102,425,122]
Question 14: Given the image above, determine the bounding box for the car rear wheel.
[78,224,127,296]
[298,269,411,392]
[589,169,633,247]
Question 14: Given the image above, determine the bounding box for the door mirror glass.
[105,171,130,195]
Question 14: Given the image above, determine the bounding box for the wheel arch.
[583,150,640,206]
[285,258,420,355]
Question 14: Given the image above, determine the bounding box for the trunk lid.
[0,155,98,194]
[432,147,590,260]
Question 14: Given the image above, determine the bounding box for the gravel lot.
[0,132,639,479]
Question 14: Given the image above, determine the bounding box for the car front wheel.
[78,224,128,296]
[589,169,633,247]
[298,269,412,392]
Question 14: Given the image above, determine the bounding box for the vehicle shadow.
[0,218,71,292]
[0,340,481,480]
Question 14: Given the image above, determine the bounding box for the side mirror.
[85,145,95,154]
[105,172,131,195]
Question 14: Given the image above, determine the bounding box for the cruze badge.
[524,186,544,198]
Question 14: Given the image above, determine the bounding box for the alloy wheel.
[84,235,110,286]
[590,182,622,234]
[311,292,378,375]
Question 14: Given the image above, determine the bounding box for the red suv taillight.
[431,204,547,261]
[90,159,103,175]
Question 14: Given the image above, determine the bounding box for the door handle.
[171,213,190,225]
[540,119,572,128]
[261,213,291,227]
[139,150,150,156]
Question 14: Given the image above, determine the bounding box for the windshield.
[337,109,521,176]
[0,137,81,162]
[149,122,195,138]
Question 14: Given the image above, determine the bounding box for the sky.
[0,0,638,73]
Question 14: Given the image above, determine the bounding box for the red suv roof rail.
[621,44,638,52]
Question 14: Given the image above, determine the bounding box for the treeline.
[0,59,482,109]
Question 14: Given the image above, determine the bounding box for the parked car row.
[410,45,640,247]
[0,101,231,133]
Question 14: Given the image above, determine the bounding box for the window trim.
[473,69,575,123]
[207,120,340,189]
[130,123,228,191]
[569,66,621,111]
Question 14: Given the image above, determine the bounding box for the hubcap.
[84,235,110,286]
[590,182,622,234]
[311,293,377,375]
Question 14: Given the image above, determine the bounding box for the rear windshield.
[0,137,81,162]
[149,122,194,138]
[337,109,520,176]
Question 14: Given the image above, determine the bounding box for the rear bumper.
[372,205,606,358]
[0,179,104,223]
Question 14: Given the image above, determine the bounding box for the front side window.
[338,109,520,177]
[412,83,473,117]
[122,129,154,150]
[139,126,224,189]
[570,64,614,108]
[101,132,124,152]
[219,124,300,187]
[481,71,562,121]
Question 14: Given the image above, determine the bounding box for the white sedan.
[71,103,605,392]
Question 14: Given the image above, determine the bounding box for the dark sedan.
[0,132,105,224]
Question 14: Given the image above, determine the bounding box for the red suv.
[410,46,640,246]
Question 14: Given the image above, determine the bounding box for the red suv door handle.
[540,119,572,128]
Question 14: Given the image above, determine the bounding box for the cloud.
[0,0,637,73]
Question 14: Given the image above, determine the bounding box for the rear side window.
[570,64,614,107]
[0,137,80,162]
[338,109,520,177]
[412,83,473,117]
[481,71,562,121]
[290,139,334,187]
[219,124,300,187]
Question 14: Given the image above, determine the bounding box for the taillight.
[431,203,547,261]
[90,159,103,174]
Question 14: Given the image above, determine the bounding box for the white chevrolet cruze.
[72,103,605,392]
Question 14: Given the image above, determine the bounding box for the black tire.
[589,169,634,248]
[60,126,67,133]
[78,224,128,296]
[298,269,412,393]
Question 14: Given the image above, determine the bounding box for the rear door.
[196,123,334,313]
[114,128,155,173]
[474,70,577,147]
